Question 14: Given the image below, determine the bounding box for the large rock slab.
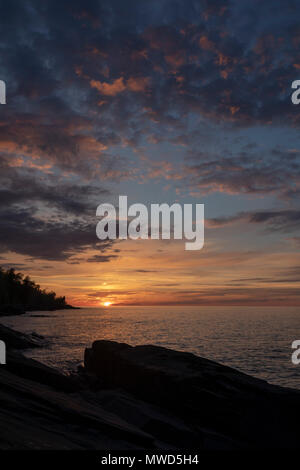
[84,340,300,449]
[0,353,154,450]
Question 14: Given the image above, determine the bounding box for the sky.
[0,0,300,306]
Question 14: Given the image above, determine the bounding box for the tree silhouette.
[0,267,68,310]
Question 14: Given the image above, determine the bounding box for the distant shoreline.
[0,304,80,317]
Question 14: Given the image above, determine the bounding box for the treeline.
[0,267,67,309]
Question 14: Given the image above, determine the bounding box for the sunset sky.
[0,0,300,306]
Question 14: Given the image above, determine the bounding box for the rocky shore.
[1,324,300,450]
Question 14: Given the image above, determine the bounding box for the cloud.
[90,77,126,96]
[0,0,299,273]
[127,76,149,92]
[208,210,300,232]
[0,164,110,215]
[1,0,299,182]
[179,148,300,199]
[289,237,300,247]
[134,269,158,273]
[0,207,114,261]
[90,76,149,96]
[86,254,118,262]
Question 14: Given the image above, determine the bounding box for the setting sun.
[103,301,112,307]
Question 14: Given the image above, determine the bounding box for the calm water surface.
[2,306,300,389]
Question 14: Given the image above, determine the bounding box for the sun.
[103,301,112,307]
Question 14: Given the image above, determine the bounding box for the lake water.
[2,305,300,389]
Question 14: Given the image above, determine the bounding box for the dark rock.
[2,331,300,450]
[6,350,80,393]
[0,324,46,349]
[84,340,300,449]
[84,388,204,448]
[0,352,154,450]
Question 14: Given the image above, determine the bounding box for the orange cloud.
[230,106,240,115]
[199,35,215,51]
[90,76,149,96]
[220,70,229,79]
[127,76,149,92]
[216,53,230,66]
[165,51,186,68]
[90,77,126,96]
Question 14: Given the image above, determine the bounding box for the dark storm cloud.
[0,207,113,261]
[0,166,109,215]
[0,141,114,264]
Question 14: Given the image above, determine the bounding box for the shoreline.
[0,304,79,317]
[1,323,300,449]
